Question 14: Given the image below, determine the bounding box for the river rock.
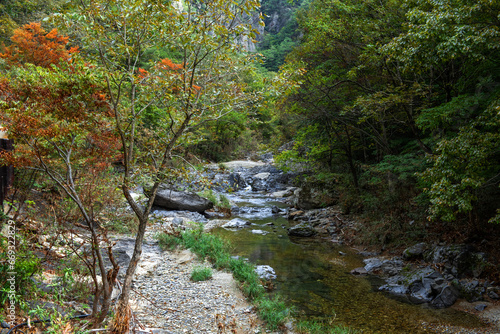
[408,278,434,304]
[431,285,460,308]
[229,172,247,190]
[351,267,368,275]
[288,222,316,237]
[403,242,428,260]
[271,187,296,198]
[255,265,276,280]
[251,229,268,235]
[456,279,486,302]
[424,244,488,278]
[363,258,383,272]
[222,218,251,228]
[151,187,214,213]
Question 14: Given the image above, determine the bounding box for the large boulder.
[290,185,338,210]
[424,244,488,278]
[288,222,317,237]
[151,187,213,213]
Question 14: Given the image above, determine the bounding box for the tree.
[55,0,262,331]
[0,59,122,325]
[383,0,500,224]
[0,22,78,67]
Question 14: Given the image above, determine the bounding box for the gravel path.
[129,248,267,334]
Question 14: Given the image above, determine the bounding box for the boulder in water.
[222,218,251,228]
[255,265,276,280]
[288,222,316,237]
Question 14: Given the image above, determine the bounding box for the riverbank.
[130,247,266,334]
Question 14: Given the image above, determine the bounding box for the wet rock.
[229,173,247,190]
[151,187,214,213]
[288,222,316,237]
[431,286,460,308]
[255,265,276,280]
[403,242,428,260]
[271,206,280,214]
[222,218,251,229]
[251,230,268,235]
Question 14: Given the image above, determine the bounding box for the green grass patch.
[295,320,358,334]
[190,266,213,282]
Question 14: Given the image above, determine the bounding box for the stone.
[222,218,251,229]
[255,265,276,280]
[487,289,499,300]
[271,206,280,214]
[229,173,247,190]
[403,242,428,260]
[351,267,368,275]
[408,278,434,304]
[475,304,487,311]
[290,185,337,210]
[363,258,383,273]
[151,187,214,213]
[431,286,460,309]
[1,321,9,329]
[251,230,268,235]
[172,217,184,226]
[253,172,270,180]
[288,210,304,219]
[287,222,316,237]
[425,244,488,278]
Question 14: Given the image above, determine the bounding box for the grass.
[295,320,358,334]
[191,266,213,282]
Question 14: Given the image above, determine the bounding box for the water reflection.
[212,192,486,333]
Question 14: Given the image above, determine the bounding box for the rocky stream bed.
[10,158,500,333]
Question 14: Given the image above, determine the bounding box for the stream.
[210,188,487,333]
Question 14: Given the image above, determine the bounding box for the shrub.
[190,266,213,282]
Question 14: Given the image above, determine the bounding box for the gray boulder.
[288,222,317,237]
[431,286,460,308]
[425,244,488,278]
[290,186,337,210]
[255,265,276,280]
[152,188,214,213]
[222,218,251,229]
[403,242,428,260]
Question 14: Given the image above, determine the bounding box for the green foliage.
[295,320,358,333]
[0,234,40,304]
[190,266,213,282]
[255,295,291,331]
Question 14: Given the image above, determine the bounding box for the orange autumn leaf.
[0,22,79,68]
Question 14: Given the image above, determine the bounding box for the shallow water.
[212,190,487,333]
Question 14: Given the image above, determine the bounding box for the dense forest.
[0,0,499,332]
